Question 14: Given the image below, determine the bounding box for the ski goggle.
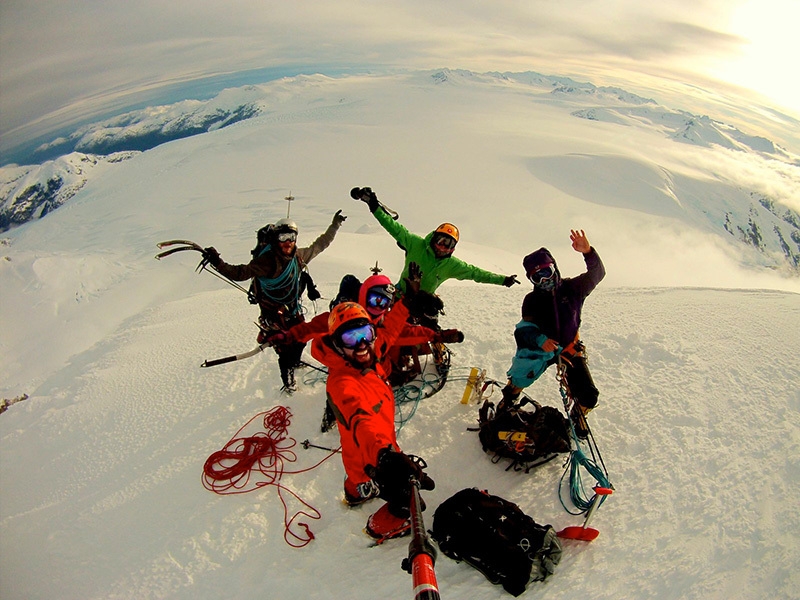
[338,323,376,349]
[433,234,457,250]
[276,232,297,243]
[528,264,556,285]
[366,290,393,311]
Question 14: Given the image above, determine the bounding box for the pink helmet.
[359,274,395,318]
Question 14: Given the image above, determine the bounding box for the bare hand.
[570,229,591,254]
[542,338,559,353]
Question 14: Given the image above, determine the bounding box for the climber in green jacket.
[352,186,520,295]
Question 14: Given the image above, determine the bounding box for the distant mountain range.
[0,152,137,232]
[1,68,798,272]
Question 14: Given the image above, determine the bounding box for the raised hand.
[570,229,591,254]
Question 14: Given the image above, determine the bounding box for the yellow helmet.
[434,223,459,243]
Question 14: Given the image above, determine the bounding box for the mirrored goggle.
[433,234,457,250]
[528,264,556,284]
[366,291,393,310]
[339,323,376,348]
[277,232,297,243]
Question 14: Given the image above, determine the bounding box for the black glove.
[404,262,422,296]
[350,186,380,213]
[434,329,464,344]
[332,209,347,226]
[203,247,221,267]
[366,446,435,502]
[300,270,321,301]
[503,274,520,287]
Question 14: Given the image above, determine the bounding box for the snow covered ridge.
[571,105,793,159]
[14,68,795,169]
[0,151,138,232]
[1,68,799,275]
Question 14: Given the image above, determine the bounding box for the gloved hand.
[350,186,380,213]
[404,262,422,296]
[367,193,379,213]
[332,209,347,226]
[203,247,221,267]
[434,329,464,344]
[261,329,291,346]
[503,274,520,287]
[368,446,435,492]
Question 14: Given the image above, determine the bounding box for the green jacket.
[374,208,506,294]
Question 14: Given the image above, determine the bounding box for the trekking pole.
[401,478,441,600]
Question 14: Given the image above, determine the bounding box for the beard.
[345,344,377,368]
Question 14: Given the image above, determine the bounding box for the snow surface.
[1,72,799,600]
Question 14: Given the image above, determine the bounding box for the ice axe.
[557,486,613,542]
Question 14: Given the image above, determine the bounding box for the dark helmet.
[523,248,560,291]
[330,274,362,310]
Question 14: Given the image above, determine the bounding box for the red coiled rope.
[202,406,339,547]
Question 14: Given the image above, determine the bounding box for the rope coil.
[555,362,613,515]
[202,406,338,547]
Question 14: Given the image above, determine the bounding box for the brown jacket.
[215,220,342,322]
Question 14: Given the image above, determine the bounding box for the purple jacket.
[519,248,605,348]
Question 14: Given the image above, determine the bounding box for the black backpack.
[478,399,571,472]
[431,488,562,596]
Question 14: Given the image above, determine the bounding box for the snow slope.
[1,73,799,600]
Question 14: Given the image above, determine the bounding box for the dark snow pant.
[275,342,305,380]
[563,354,598,410]
[261,311,305,387]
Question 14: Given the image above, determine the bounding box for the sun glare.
[712,0,800,114]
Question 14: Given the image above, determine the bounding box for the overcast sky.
[1,0,797,156]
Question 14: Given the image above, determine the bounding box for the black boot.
[281,367,296,394]
[570,404,591,439]
[497,384,520,413]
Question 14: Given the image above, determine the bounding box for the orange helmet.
[328,302,370,336]
[434,223,459,243]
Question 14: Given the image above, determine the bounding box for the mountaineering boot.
[365,503,411,541]
[570,403,592,439]
[497,384,521,413]
[343,478,380,507]
[280,367,296,394]
[431,342,450,377]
